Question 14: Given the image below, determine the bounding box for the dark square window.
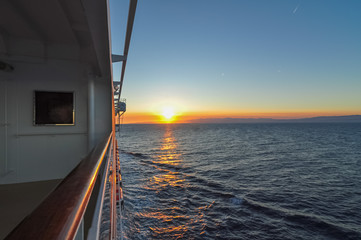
[34,91,74,125]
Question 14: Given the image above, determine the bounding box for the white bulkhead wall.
[0,0,113,184]
[0,58,108,184]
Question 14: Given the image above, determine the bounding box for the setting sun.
[161,107,176,122]
[162,107,175,119]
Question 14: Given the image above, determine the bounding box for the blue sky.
[110,0,361,122]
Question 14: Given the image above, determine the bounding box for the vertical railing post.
[109,135,117,239]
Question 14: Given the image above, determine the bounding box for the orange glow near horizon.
[117,109,361,124]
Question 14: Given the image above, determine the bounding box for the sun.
[161,107,175,122]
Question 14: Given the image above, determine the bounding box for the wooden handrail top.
[6,133,113,240]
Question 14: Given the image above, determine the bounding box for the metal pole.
[88,76,95,150]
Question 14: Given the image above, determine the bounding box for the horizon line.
[117,114,361,125]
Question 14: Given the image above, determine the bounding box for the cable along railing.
[5,133,124,240]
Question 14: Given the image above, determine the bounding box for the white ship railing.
[5,133,121,240]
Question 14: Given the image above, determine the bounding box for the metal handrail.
[87,138,113,239]
[5,133,114,240]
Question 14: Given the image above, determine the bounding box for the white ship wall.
[0,58,112,184]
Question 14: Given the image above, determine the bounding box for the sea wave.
[117,123,361,239]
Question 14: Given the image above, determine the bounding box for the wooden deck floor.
[0,179,61,239]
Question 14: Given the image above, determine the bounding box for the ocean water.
[116,123,361,240]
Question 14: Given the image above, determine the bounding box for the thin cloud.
[293,4,300,14]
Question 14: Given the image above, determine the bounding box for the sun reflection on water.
[125,125,215,239]
[145,126,190,237]
[134,126,212,239]
[148,127,185,190]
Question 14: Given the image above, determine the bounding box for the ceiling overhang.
[0,0,111,78]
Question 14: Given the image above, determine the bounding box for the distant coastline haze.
[187,115,361,124]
